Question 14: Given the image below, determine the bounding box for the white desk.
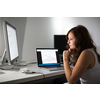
[0,64,65,84]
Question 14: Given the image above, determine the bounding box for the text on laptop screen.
[36,49,60,67]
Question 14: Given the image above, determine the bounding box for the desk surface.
[0,64,65,84]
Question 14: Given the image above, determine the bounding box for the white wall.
[0,17,100,62]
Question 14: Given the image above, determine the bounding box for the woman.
[63,25,100,84]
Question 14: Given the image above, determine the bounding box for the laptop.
[36,48,64,71]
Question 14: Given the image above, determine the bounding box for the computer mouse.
[22,70,36,74]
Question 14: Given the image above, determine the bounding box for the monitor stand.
[0,49,13,70]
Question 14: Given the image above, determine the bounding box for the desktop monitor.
[54,35,67,55]
[3,21,19,65]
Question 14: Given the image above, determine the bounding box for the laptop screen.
[36,48,60,67]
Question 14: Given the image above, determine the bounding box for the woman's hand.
[63,48,72,60]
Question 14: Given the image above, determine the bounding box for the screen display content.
[36,49,60,67]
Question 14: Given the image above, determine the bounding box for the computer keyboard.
[47,66,64,71]
[0,65,20,70]
[0,66,13,70]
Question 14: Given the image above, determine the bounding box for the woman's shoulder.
[80,49,95,69]
[81,49,93,55]
[80,49,95,60]
[82,48,94,53]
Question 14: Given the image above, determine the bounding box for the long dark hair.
[66,25,100,65]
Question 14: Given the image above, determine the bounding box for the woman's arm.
[63,49,94,84]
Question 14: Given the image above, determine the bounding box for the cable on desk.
[36,72,45,84]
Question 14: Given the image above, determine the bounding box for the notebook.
[36,48,64,71]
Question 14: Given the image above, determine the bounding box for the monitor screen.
[54,35,67,55]
[3,21,19,65]
[36,48,60,67]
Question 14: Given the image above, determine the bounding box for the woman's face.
[67,32,76,50]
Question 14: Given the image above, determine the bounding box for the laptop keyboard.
[43,66,64,71]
